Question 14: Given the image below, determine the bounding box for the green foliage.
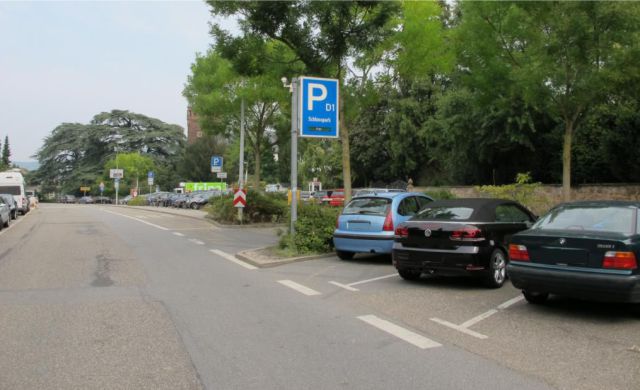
[127,196,148,206]
[279,204,341,255]
[476,173,548,214]
[2,136,10,167]
[104,153,155,189]
[208,190,287,224]
[34,110,185,195]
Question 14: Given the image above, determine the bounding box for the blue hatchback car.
[333,192,433,259]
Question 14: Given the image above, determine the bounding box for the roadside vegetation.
[31,2,640,219]
[207,190,287,224]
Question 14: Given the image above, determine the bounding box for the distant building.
[187,107,203,144]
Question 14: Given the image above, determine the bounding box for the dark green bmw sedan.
[507,201,640,305]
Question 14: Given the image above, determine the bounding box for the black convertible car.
[393,198,536,288]
[508,201,640,305]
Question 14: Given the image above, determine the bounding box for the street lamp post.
[283,77,299,236]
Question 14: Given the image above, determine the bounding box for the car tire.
[4,218,9,228]
[397,269,421,281]
[523,290,549,304]
[11,210,16,220]
[336,250,354,260]
[484,248,508,288]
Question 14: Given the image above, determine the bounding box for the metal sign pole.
[238,98,245,223]
[290,78,298,236]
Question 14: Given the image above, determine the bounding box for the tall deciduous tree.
[207,0,400,201]
[183,47,291,189]
[456,1,640,200]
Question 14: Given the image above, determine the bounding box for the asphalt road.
[0,204,636,389]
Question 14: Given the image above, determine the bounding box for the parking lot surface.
[0,204,636,390]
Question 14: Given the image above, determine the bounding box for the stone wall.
[418,184,640,214]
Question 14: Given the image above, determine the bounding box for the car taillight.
[394,226,409,238]
[450,226,484,241]
[382,210,394,231]
[509,244,530,262]
[603,251,637,270]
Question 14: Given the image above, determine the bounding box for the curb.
[204,216,286,230]
[110,205,210,223]
[236,246,335,268]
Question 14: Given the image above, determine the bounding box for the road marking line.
[188,238,205,245]
[349,273,398,287]
[278,280,321,296]
[102,209,169,231]
[497,295,525,310]
[430,295,523,339]
[359,315,442,349]
[430,318,488,340]
[209,249,257,270]
[329,281,359,292]
[459,309,498,329]
[173,232,185,237]
[135,215,148,219]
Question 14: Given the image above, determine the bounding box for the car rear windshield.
[534,206,636,235]
[343,197,391,216]
[0,186,21,195]
[331,192,344,197]
[416,206,474,220]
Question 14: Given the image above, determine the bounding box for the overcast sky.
[0,0,218,161]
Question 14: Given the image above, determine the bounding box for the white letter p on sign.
[307,83,327,111]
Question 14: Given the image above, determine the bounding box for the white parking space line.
[430,295,524,340]
[497,295,525,310]
[430,318,488,340]
[278,280,321,296]
[210,249,257,270]
[459,309,498,329]
[359,315,442,350]
[188,238,205,245]
[173,232,185,237]
[329,273,398,292]
[101,209,169,231]
[328,281,359,292]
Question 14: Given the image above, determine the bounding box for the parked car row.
[334,194,640,310]
[126,190,230,209]
[0,192,34,230]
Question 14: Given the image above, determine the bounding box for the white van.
[0,170,28,214]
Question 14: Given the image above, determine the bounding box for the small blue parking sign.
[211,155,223,173]
[299,76,339,138]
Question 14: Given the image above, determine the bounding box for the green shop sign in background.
[184,182,227,192]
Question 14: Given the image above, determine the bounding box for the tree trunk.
[562,120,574,202]
[254,144,261,190]
[339,87,352,202]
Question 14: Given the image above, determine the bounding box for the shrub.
[208,189,287,224]
[279,204,341,254]
[476,172,548,214]
[127,196,148,206]
[426,188,456,200]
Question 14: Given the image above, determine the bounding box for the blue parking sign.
[299,77,339,138]
[211,156,223,173]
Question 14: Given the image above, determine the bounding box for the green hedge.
[127,196,147,206]
[279,204,341,254]
[208,190,287,224]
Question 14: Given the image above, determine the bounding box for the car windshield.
[416,206,474,220]
[342,197,391,216]
[533,205,635,234]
